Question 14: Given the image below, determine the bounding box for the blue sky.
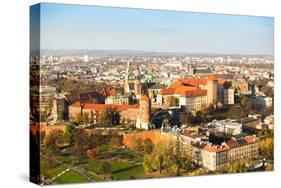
[39,3,274,55]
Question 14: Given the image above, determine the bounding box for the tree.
[44,129,64,169]
[72,130,91,157]
[143,138,154,154]
[260,86,274,97]
[99,161,111,175]
[266,163,274,171]
[142,136,185,176]
[64,124,74,144]
[164,96,179,107]
[82,112,90,126]
[228,106,243,119]
[98,110,108,126]
[227,160,247,173]
[188,168,209,176]
[260,137,274,159]
[74,113,83,124]
[87,149,97,160]
[45,129,64,157]
[240,96,255,114]
[98,109,116,126]
[109,136,122,149]
[194,111,203,124]
[179,113,189,125]
[143,154,154,173]
[132,137,143,152]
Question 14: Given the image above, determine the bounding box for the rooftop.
[71,102,139,111]
[159,86,207,97]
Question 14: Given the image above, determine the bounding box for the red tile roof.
[207,75,218,81]
[70,102,138,111]
[179,89,207,97]
[140,95,150,101]
[203,144,229,152]
[159,86,207,97]
[226,140,240,149]
[171,77,226,88]
[245,135,258,144]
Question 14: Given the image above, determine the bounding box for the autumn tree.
[260,137,274,159]
[82,112,90,126]
[99,161,111,175]
[44,129,64,169]
[179,113,189,126]
[109,136,122,149]
[143,138,154,154]
[227,160,247,173]
[72,130,91,157]
[188,168,209,176]
[45,129,64,157]
[98,109,117,126]
[132,137,143,152]
[164,96,179,107]
[142,136,188,176]
[260,86,274,97]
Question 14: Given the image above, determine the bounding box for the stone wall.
[123,130,162,148]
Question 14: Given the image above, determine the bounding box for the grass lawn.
[112,164,145,180]
[129,156,143,163]
[41,147,146,183]
[53,169,88,184]
[40,158,67,179]
[83,161,100,172]
[110,161,131,172]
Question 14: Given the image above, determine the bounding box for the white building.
[207,119,242,135]
[83,54,89,63]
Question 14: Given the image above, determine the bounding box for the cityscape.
[30,3,274,185]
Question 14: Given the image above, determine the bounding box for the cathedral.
[124,61,148,100]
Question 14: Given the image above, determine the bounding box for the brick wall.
[123,130,162,148]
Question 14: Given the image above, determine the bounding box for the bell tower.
[134,66,142,99]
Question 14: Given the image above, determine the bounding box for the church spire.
[125,60,133,80]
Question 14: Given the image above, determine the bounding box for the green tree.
[143,154,154,173]
[98,110,108,126]
[64,124,75,144]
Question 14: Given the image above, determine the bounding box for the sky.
[38,3,274,55]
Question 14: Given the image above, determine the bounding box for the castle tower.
[134,66,142,99]
[207,75,218,106]
[138,95,151,130]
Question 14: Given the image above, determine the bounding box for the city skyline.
[39,3,274,55]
